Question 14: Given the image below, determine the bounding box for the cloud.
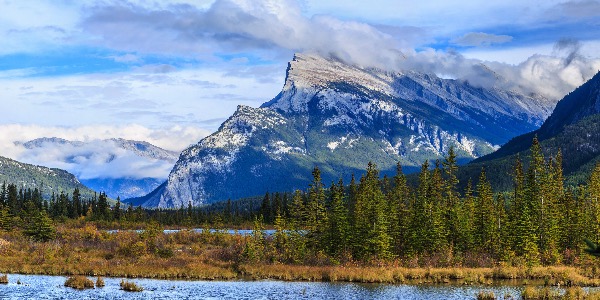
[451,32,513,47]
[400,42,600,99]
[549,0,600,21]
[15,139,174,180]
[81,0,404,70]
[77,0,600,100]
[0,124,212,180]
[0,124,209,156]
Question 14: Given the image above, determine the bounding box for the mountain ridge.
[134,53,559,208]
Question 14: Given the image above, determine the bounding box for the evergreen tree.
[260,192,272,224]
[457,179,475,252]
[114,197,122,221]
[355,162,392,259]
[443,147,461,248]
[474,167,495,253]
[388,163,411,254]
[288,190,305,229]
[589,162,600,242]
[305,167,327,250]
[97,192,110,221]
[25,210,56,242]
[326,178,349,257]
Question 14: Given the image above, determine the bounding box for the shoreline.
[1,264,599,287]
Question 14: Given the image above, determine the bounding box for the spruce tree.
[306,167,327,250]
[326,179,349,257]
[25,210,56,242]
[474,167,494,253]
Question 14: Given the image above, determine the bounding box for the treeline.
[244,137,600,266]
[0,181,270,230]
[4,136,600,266]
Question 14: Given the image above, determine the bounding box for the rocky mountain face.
[0,155,95,199]
[139,53,557,208]
[18,137,178,199]
[465,71,600,189]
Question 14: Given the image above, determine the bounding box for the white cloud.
[0,123,212,180]
[14,139,174,180]
[0,124,209,156]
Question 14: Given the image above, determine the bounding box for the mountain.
[137,53,557,208]
[0,155,96,198]
[17,137,178,199]
[464,71,600,189]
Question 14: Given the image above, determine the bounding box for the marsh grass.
[95,276,104,287]
[521,287,600,300]
[120,279,143,292]
[1,225,600,286]
[64,276,94,290]
[476,290,495,300]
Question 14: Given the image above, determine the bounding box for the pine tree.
[25,210,56,242]
[71,188,82,218]
[114,197,122,221]
[408,160,431,254]
[306,167,327,250]
[260,192,272,224]
[97,192,110,221]
[388,162,411,254]
[474,167,495,253]
[457,179,475,252]
[355,162,392,259]
[288,190,306,229]
[0,206,10,231]
[326,178,350,257]
[443,147,460,248]
[428,160,448,250]
[589,162,600,242]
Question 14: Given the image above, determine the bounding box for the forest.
[1,137,600,267]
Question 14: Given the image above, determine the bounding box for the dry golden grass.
[64,276,94,290]
[95,276,105,287]
[120,279,143,292]
[521,286,600,300]
[2,225,600,287]
[476,290,496,300]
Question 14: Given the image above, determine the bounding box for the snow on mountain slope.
[140,53,558,208]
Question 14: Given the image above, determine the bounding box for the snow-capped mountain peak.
[137,53,561,208]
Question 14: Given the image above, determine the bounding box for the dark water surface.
[0,273,529,299]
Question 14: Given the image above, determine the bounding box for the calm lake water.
[107,229,278,235]
[0,274,533,300]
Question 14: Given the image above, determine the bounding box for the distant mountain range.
[0,155,96,199]
[461,71,600,190]
[131,53,558,208]
[16,137,178,199]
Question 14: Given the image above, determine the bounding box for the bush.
[118,241,147,258]
[120,279,143,292]
[476,290,495,300]
[64,276,94,290]
[25,211,56,242]
[95,276,105,287]
[521,287,560,300]
[155,246,174,258]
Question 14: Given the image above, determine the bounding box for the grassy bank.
[1,223,600,286]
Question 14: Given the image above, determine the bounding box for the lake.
[0,273,532,299]
[107,229,278,236]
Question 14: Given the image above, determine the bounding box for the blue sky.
[1,0,600,155]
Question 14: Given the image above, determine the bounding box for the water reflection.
[0,274,529,300]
